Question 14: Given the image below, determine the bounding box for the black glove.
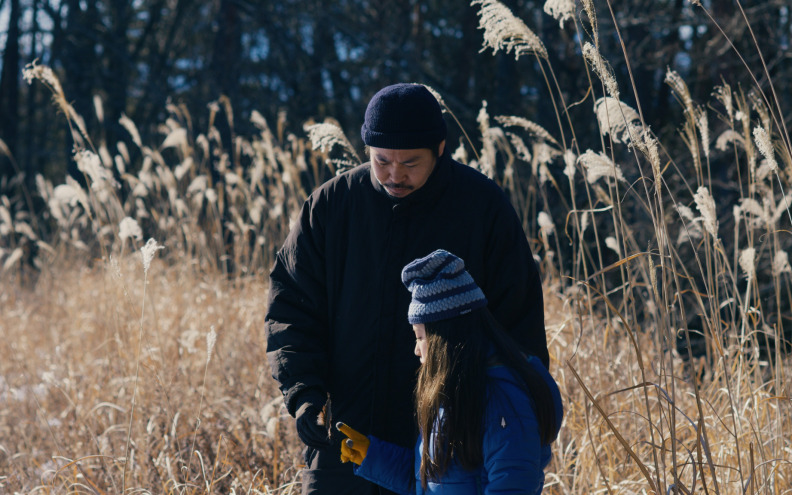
[294,390,331,449]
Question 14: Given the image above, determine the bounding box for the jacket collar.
[369,151,453,206]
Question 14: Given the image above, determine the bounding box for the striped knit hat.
[401,250,488,324]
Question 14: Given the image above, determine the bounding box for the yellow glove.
[336,422,370,465]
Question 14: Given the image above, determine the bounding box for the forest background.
[2,0,792,493]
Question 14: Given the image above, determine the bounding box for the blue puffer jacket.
[353,356,563,494]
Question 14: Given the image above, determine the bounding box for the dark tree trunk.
[0,0,21,183]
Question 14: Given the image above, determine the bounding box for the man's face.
[370,141,445,198]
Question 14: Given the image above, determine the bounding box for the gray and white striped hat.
[401,249,488,324]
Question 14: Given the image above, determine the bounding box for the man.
[265,83,548,494]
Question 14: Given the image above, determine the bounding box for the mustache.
[383,183,414,190]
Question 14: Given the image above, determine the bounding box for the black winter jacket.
[265,152,547,449]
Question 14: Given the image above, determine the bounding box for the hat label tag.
[460,309,472,315]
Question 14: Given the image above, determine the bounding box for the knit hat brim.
[361,83,447,150]
[362,127,447,150]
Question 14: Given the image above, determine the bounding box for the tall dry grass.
[2,0,792,493]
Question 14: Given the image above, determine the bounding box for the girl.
[337,249,563,494]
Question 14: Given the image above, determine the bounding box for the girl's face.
[413,323,428,364]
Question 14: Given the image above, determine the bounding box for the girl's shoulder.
[486,356,563,430]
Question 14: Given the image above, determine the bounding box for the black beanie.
[361,83,447,150]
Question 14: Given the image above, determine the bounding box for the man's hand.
[336,422,370,465]
[295,400,330,449]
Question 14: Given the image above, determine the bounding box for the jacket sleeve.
[483,379,549,495]
[354,436,416,495]
[265,193,330,416]
[484,193,549,369]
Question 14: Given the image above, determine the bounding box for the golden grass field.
[2,0,792,492]
[2,253,790,493]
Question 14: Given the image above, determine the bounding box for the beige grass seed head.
[739,247,756,281]
[695,107,710,159]
[141,238,164,274]
[472,0,548,60]
[665,69,694,114]
[752,126,778,172]
[538,211,555,234]
[562,149,576,179]
[580,0,598,39]
[605,236,620,256]
[496,115,559,147]
[206,327,218,366]
[544,0,575,28]
[578,150,625,184]
[715,130,745,152]
[714,84,734,122]
[694,187,718,238]
[594,98,641,144]
[305,122,361,164]
[119,217,143,242]
[773,250,792,276]
[584,44,619,99]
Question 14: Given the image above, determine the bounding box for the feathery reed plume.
[739,198,767,228]
[495,115,559,146]
[93,95,104,124]
[676,206,704,244]
[773,250,792,276]
[544,0,575,28]
[119,114,143,149]
[532,142,560,184]
[593,98,641,144]
[472,0,548,60]
[583,43,619,99]
[665,69,694,114]
[48,177,91,225]
[694,187,718,238]
[713,84,734,122]
[452,141,469,164]
[507,133,532,163]
[75,149,119,203]
[161,127,189,151]
[695,107,711,159]
[2,248,23,272]
[752,125,778,172]
[562,149,576,179]
[304,122,361,167]
[206,327,217,366]
[577,150,625,183]
[23,61,88,149]
[118,217,142,242]
[635,129,663,197]
[538,211,555,234]
[537,211,555,257]
[605,236,620,256]
[739,247,756,282]
[580,0,598,41]
[715,130,745,151]
[476,101,497,179]
[140,238,164,274]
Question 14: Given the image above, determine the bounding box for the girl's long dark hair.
[414,308,558,488]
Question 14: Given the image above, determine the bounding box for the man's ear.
[438,140,446,157]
